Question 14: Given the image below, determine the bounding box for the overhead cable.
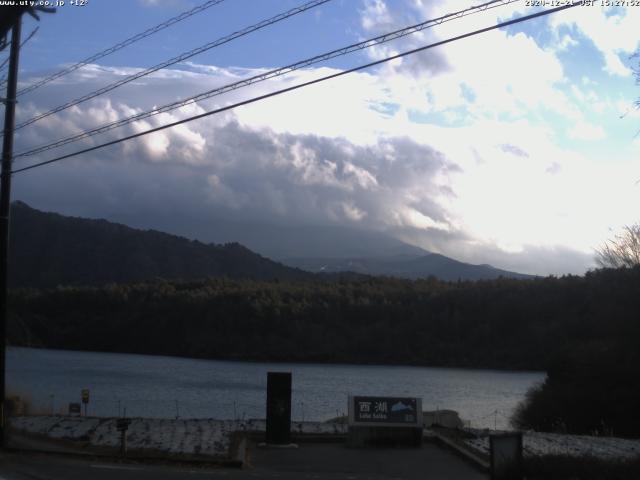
[0,26,39,89]
[12,3,578,175]
[14,0,519,159]
[8,0,332,134]
[15,0,227,97]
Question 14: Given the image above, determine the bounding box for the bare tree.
[595,223,640,268]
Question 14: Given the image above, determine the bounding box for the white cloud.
[354,0,576,125]
[436,29,567,116]
[556,33,579,52]
[361,0,394,32]
[549,5,640,76]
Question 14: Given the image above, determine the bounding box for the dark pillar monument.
[490,432,523,480]
[265,372,292,445]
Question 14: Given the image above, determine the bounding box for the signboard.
[81,389,90,404]
[68,403,81,416]
[116,418,132,431]
[348,396,422,427]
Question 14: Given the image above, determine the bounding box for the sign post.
[116,417,132,457]
[348,396,423,447]
[81,389,90,417]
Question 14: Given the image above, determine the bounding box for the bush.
[511,343,640,437]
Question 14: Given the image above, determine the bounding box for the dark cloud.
[13,70,458,241]
[10,60,594,276]
[545,161,562,174]
[16,123,455,224]
[500,143,529,158]
[359,0,452,79]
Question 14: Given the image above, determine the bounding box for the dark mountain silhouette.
[283,254,535,281]
[8,201,311,288]
[114,210,534,280]
[124,211,429,259]
[8,201,532,287]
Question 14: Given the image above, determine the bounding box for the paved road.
[249,442,488,479]
[0,443,488,480]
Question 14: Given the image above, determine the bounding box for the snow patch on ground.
[243,419,347,435]
[10,416,240,457]
[9,416,347,458]
[464,429,640,460]
[14,416,636,462]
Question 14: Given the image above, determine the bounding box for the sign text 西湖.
[349,396,422,427]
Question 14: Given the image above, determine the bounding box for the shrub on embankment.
[512,359,640,437]
[511,292,640,438]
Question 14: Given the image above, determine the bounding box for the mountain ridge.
[283,253,535,281]
[9,201,312,288]
[9,201,533,287]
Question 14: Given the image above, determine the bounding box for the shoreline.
[7,345,547,375]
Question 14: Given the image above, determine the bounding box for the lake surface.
[7,347,545,429]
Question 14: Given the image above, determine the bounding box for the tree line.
[9,269,639,370]
[8,266,640,436]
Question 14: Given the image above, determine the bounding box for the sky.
[3,0,640,275]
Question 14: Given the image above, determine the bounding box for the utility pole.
[0,13,22,449]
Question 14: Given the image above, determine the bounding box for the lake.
[7,347,545,429]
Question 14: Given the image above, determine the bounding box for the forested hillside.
[9,267,640,371]
[10,202,534,285]
[9,201,311,287]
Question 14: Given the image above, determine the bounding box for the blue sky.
[4,0,640,275]
[17,0,365,71]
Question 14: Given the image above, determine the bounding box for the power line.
[15,0,227,97]
[7,0,332,135]
[11,3,579,175]
[0,56,10,76]
[14,0,519,160]
[0,26,38,89]
[14,0,514,158]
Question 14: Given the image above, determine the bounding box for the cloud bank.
[11,1,640,275]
